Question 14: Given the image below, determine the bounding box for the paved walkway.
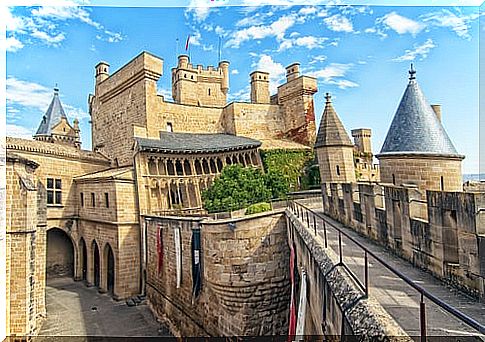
[294,201,485,338]
[37,277,171,338]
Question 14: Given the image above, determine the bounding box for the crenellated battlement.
[171,55,229,107]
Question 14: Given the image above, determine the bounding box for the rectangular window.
[80,193,84,207]
[91,193,96,207]
[167,122,173,132]
[105,193,109,208]
[47,178,62,205]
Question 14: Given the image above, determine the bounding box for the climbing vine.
[260,149,320,191]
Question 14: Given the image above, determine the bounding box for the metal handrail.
[289,199,485,339]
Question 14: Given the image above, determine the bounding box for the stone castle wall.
[320,182,485,299]
[91,52,163,166]
[379,155,463,192]
[145,210,290,336]
[6,155,47,336]
[287,210,407,338]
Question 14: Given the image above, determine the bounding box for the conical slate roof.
[34,87,68,136]
[314,93,353,148]
[379,66,461,157]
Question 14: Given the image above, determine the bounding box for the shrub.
[245,202,271,215]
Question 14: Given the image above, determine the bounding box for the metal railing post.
[323,218,328,248]
[420,293,427,342]
[306,211,310,228]
[313,214,317,236]
[338,231,343,264]
[364,251,369,298]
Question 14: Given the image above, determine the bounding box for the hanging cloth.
[156,224,164,274]
[191,228,202,303]
[174,226,182,288]
[288,243,297,341]
[295,269,307,338]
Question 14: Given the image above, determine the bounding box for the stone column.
[99,244,108,294]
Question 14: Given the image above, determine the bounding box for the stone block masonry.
[145,210,290,336]
[321,182,485,300]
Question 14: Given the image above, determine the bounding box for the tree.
[201,165,289,213]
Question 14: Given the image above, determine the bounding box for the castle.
[5,49,478,337]
[4,51,325,336]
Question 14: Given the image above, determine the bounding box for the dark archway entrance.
[46,228,74,278]
[104,244,115,294]
[92,240,100,288]
[80,238,87,281]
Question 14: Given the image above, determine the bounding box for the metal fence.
[288,199,485,341]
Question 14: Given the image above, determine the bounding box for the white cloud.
[30,29,65,45]
[299,6,317,16]
[157,87,172,101]
[185,0,213,23]
[6,124,34,140]
[231,69,239,75]
[324,14,353,33]
[308,63,358,89]
[309,55,327,64]
[377,12,425,36]
[6,77,90,121]
[228,85,251,102]
[392,38,436,62]
[279,35,328,51]
[5,4,123,51]
[420,9,479,39]
[225,13,297,48]
[254,54,286,94]
[5,37,24,52]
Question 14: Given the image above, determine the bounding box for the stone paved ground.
[36,277,171,339]
[295,201,485,338]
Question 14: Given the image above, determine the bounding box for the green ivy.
[260,149,320,191]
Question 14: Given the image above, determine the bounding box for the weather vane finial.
[409,63,416,80]
[54,83,59,94]
[325,92,332,103]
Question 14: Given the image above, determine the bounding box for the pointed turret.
[34,87,81,149]
[315,93,353,148]
[314,93,356,183]
[376,65,464,191]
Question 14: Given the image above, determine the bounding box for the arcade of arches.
[137,149,262,215]
[46,227,116,297]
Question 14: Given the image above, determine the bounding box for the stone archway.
[104,243,115,295]
[92,240,100,288]
[79,238,87,281]
[46,228,74,278]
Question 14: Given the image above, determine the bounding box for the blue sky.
[3,1,482,174]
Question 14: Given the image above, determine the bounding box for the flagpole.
[176,38,179,57]
[218,36,222,63]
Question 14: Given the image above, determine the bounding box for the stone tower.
[171,55,230,107]
[376,65,464,191]
[352,128,373,163]
[314,93,356,183]
[33,87,81,149]
[250,71,270,104]
[276,63,318,146]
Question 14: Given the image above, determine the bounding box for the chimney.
[431,104,441,122]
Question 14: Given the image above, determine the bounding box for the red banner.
[157,226,164,274]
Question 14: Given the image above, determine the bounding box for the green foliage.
[245,202,271,215]
[202,165,271,213]
[202,165,291,213]
[260,149,320,191]
[264,170,290,199]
